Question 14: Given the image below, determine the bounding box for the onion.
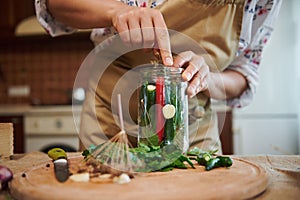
[0,165,13,190]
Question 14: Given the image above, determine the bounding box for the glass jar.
[137,64,189,153]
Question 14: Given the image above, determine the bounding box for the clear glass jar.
[137,64,189,153]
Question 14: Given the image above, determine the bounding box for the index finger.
[152,16,173,66]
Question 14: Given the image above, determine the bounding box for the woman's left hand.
[173,51,210,98]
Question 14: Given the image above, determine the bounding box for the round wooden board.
[10,156,269,200]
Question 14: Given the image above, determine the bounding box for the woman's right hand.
[112,5,173,66]
[46,0,172,65]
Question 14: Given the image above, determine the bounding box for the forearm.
[47,0,125,29]
[204,69,248,100]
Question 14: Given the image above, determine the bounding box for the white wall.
[237,0,298,115]
[233,0,300,155]
[292,0,300,153]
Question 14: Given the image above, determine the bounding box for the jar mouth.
[135,64,184,77]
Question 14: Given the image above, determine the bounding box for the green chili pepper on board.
[196,153,212,166]
[216,156,233,168]
[205,156,233,171]
[205,157,221,171]
[187,147,233,171]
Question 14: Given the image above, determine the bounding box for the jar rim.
[135,64,184,75]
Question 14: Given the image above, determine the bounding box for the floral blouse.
[35,0,282,108]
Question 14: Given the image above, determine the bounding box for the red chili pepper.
[156,77,165,142]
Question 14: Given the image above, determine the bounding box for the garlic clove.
[69,173,89,182]
[113,173,131,184]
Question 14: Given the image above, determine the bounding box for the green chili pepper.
[205,157,221,171]
[161,81,174,145]
[196,153,212,166]
[216,156,233,167]
[204,156,233,170]
[147,84,156,130]
[164,118,174,145]
[147,84,156,111]
[139,82,149,127]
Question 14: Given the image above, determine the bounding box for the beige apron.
[79,0,245,152]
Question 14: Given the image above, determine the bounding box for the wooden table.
[0,152,299,199]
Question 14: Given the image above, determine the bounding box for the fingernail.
[165,57,173,66]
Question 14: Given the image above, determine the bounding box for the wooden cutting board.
[10,155,269,200]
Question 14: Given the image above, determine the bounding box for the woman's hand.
[173,51,248,100]
[112,6,173,66]
[47,0,173,66]
[173,51,210,98]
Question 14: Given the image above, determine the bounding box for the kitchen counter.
[0,152,299,199]
[0,105,32,116]
[0,105,82,153]
[0,105,82,116]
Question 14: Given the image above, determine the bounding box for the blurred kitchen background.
[233,0,300,155]
[0,0,299,155]
[0,0,93,154]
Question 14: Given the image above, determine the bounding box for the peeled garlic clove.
[162,104,176,119]
[113,173,130,184]
[69,173,89,182]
